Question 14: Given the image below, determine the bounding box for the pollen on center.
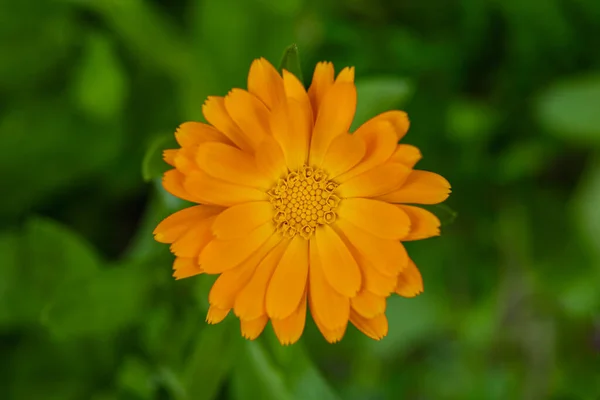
[267,165,340,239]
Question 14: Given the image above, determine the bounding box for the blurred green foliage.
[1,0,600,399]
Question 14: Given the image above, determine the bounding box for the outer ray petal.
[184,170,267,207]
[172,257,202,280]
[203,96,252,151]
[396,257,424,298]
[337,198,411,240]
[314,225,361,297]
[206,306,230,324]
[377,170,451,204]
[350,290,386,318]
[309,296,348,343]
[162,169,202,203]
[224,89,271,150]
[240,315,268,340]
[321,133,366,178]
[271,291,307,345]
[212,202,274,240]
[175,121,232,147]
[349,310,388,340]
[170,216,215,258]
[153,205,222,243]
[398,205,441,241]
[335,66,355,83]
[209,261,257,309]
[255,136,288,182]
[390,144,422,168]
[307,62,334,116]
[337,163,411,199]
[266,236,309,319]
[248,58,285,110]
[360,255,398,296]
[357,110,410,141]
[163,149,177,166]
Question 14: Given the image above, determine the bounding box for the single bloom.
[154,58,451,345]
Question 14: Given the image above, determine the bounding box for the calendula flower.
[154,58,450,345]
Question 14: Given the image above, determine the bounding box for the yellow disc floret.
[268,166,340,239]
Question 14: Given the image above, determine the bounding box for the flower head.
[154,58,451,344]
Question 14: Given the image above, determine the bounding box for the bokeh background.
[1,0,600,399]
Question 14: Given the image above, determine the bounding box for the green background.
[1,0,600,399]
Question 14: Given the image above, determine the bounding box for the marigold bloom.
[154,58,451,344]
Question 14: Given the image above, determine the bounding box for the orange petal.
[307,62,334,117]
[255,136,288,182]
[266,236,309,319]
[309,295,347,343]
[206,306,230,324]
[287,98,311,169]
[240,315,268,340]
[359,255,398,296]
[224,89,270,150]
[283,70,311,111]
[208,262,257,309]
[337,163,411,199]
[396,257,423,298]
[184,170,267,207]
[350,290,386,318]
[377,170,451,204]
[154,205,221,244]
[175,121,232,147]
[234,241,288,320]
[199,223,276,274]
[308,239,350,330]
[271,291,307,345]
[389,144,421,168]
[335,219,408,277]
[172,257,203,280]
[321,133,366,178]
[203,96,252,152]
[163,149,177,166]
[248,58,285,110]
[349,310,388,340]
[173,146,199,175]
[309,82,357,166]
[212,202,274,240]
[196,142,271,189]
[314,225,361,297]
[335,66,355,83]
[398,205,440,241]
[170,216,216,258]
[337,120,398,182]
[162,169,201,203]
[337,198,410,240]
[357,110,410,141]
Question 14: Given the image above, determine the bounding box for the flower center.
[267,166,340,239]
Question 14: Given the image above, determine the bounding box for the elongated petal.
[337,198,410,240]
[321,133,366,178]
[396,257,423,297]
[349,310,388,340]
[162,169,201,203]
[314,225,361,297]
[390,144,421,168]
[398,205,440,241]
[196,142,271,189]
[309,82,356,166]
[255,136,288,182]
[163,149,177,166]
[357,110,409,141]
[337,163,411,199]
[337,120,398,182]
[212,202,274,240]
[206,306,230,324]
[248,58,285,110]
[272,292,307,345]
[350,290,386,318]
[199,223,275,273]
[307,62,334,116]
[225,89,270,150]
[184,170,267,207]
[336,219,408,277]
[170,216,215,258]
[266,237,309,319]
[154,205,222,243]
[240,315,268,340]
[377,170,451,204]
[283,70,311,110]
[172,257,202,280]
[309,239,350,330]
[203,96,252,151]
[335,66,355,83]
[209,261,257,309]
[175,121,232,147]
[174,146,199,175]
[359,255,397,296]
[309,295,347,343]
[234,241,288,320]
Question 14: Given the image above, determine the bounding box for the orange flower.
[154,59,451,344]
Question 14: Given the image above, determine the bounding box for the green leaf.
[72,32,128,120]
[536,74,600,144]
[278,44,304,83]
[421,204,458,227]
[142,134,178,182]
[573,156,600,258]
[182,321,239,400]
[351,77,413,130]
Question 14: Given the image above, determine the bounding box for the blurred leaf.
[183,321,239,400]
[446,99,498,142]
[0,230,20,325]
[278,44,304,83]
[72,32,128,120]
[117,357,155,399]
[351,77,413,130]
[496,140,551,183]
[231,341,293,400]
[421,204,458,227]
[41,262,150,339]
[536,74,600,143]
[142,134,178,182]
[572,156,600,258]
